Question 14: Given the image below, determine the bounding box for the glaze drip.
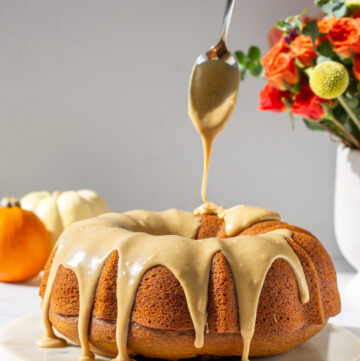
[37,207,309,361]
[194,204,281,237]
[219,205,281,237]
[189,59,240,208]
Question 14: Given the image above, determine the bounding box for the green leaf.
[248,61,263,77]
[342,57,354,65]
[333,104,348,124]
[248,46,261,61]
[302,20,320,47]
[333,2,348,16]
[304,119,325,131]
[235,50,247,77]
[315,0,330,5]
[294,16,304,31]
[276,19,286,31]
[235,48,264,79]
[276,19,293,31]
[293,10,308,31]
[235,50,246,66]
[321,0,348,17]
[316,40,335,58]
[321,1,337,13]
[289,82,301,94]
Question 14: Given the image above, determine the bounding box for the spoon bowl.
[189,0,240,136]
[188,0,240,205]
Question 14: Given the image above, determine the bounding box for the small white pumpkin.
[21,190,109,248]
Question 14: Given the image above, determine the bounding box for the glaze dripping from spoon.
[189,0,240,215]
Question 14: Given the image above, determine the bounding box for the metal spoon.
[194,0,239,68]
[188,0,240,207]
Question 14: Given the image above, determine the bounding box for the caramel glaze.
[37,206,309,361]
[189,59,240,209]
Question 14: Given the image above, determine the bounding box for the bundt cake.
[38,206,340,361]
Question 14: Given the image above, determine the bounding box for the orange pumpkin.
[0,197,51,283]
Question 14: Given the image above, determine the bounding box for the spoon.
[189,0,240,209]
[193,0,239,68]
[189,0,240,133]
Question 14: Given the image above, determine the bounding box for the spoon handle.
[220,0,236,43]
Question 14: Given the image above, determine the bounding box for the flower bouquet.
[236,0,360,149]
[237,0,360,304]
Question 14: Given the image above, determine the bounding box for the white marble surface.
[0,268,359,336]
[0,274,42,329]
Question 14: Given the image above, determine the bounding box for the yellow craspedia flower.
[309,61,349,99]
[345,0,360,12]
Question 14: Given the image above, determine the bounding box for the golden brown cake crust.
[39,215,341,359]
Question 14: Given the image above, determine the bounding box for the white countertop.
[0,269,359,336]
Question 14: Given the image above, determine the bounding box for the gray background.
[0,0,347,263]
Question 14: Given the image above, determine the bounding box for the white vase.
[334,145,360,306]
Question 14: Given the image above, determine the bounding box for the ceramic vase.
[334,145,360,305]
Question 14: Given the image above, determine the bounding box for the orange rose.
[261,40,297,90]
[290,35,317,66]
[353,55,360,81]
[261,40,289,68]
[317,17,337,34]
[264,53,298,90]
[328,17,360,57]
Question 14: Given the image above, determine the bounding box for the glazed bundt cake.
[38,206,340,361]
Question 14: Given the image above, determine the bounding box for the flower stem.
[328,116,360,148]
[318,122,352,148]
[338,95,360,133]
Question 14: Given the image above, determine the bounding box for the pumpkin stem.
[0,197,21,208]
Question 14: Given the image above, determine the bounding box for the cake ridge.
[38,207,340,361]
